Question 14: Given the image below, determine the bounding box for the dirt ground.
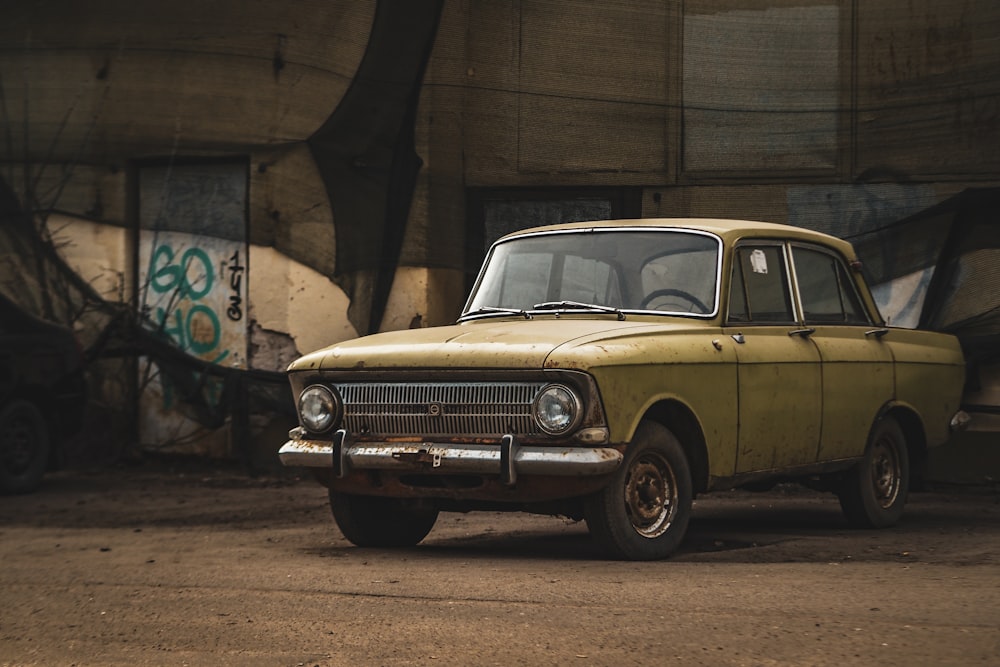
[1,462,998,666]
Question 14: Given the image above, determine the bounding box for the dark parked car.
[0,293,87,494]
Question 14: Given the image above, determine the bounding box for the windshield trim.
[459,226,724,321]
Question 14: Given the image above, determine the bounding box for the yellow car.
[280,219,967,560]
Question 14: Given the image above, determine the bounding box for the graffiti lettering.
[142,240,246,414]
[227,250,245,321]
[155,305,229,363]
[144,241,240,364]
[150,244,214,300]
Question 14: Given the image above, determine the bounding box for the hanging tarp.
[848,188,1000,362]
[307,0,444,336]
[848,188,1000,428]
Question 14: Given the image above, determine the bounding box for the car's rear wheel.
[838,416,909,528]
[0,400,50,495]
[329,490,439,547]
[584,420,692,560]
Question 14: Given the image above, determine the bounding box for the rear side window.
[793,247,869,325]
[728,245,794,323]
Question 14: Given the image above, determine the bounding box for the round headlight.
[532,384,583,435]
[298,385,339,433]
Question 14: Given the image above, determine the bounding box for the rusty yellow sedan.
[280,219,967,560]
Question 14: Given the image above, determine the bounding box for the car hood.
[289,317,715,372]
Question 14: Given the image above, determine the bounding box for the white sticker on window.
[750,249,769,274]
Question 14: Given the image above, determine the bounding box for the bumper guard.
[279,428,623,486]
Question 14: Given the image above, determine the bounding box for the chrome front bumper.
[278,428,623,486]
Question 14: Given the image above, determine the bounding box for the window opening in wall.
[133,159,250,451]
[465,187,642,296]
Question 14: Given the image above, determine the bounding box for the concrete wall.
[407,0,999,483]
[402,0,999,314]
[405,0,998,323]
[1,1,997,473]
[0,1,377,456]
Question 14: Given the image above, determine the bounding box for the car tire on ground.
[584,420,693,560]
[0,400,50,495]
[329,490,439,547]
[838,415,909,528]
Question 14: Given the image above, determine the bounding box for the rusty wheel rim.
[870,435,901,509]
[624,451,678,538]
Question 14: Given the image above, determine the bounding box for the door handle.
[788,328,816,338]
[865,328,890,339]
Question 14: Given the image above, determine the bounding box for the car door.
[790,245,894,462]
[725,243,822,473]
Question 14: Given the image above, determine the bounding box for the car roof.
[499,218,858,260]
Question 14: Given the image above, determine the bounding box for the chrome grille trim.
[336,382,546,436]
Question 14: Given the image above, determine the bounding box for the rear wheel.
[838,416,909,528]
[584,420,693,560]
[329,490,439,547]
[0,400,49,495]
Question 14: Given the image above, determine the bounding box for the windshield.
[463,228,721,318]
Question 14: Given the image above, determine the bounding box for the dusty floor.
[1,462,998,666]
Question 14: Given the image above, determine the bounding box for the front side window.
[464,229,720,317]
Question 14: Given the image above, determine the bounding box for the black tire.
[838,416,909,528]
[584,420,693,560]
[0,400,50,495]
[329,490,439,547]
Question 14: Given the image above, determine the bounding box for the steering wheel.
[640,288,710,314]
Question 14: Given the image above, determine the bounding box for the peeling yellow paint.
[50,214,130,302]
[249,245,357,355]
[379,266,467,332]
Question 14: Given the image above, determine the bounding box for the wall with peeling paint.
[0,0,381,458]
[410,0,999,309]
[1,0,998,475]
[406,0,1000,483]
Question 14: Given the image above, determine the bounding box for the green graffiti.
[150,244,214,300]
[146,241,235,413]
[186,304,222,355]
[155,305,229,362]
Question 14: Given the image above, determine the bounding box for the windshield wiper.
[532,301,626,321]
[461,306,533,321]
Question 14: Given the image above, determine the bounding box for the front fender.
[581,340,739,479]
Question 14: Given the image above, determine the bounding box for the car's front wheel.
[584,420,693,560]
[0,400,50,495]
[838,415,909,528]
[329,491,439,547]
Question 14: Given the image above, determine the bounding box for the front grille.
[336,382,546,437]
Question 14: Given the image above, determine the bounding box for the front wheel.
[838,416,910,528]
[584,420,693,560]
[330,491,439,548]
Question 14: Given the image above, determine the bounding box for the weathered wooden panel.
[856,0,1000,176]
[0,0,374,162]
[517,0,667,174]
[519,95,666,173]
[682,2,840,174]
